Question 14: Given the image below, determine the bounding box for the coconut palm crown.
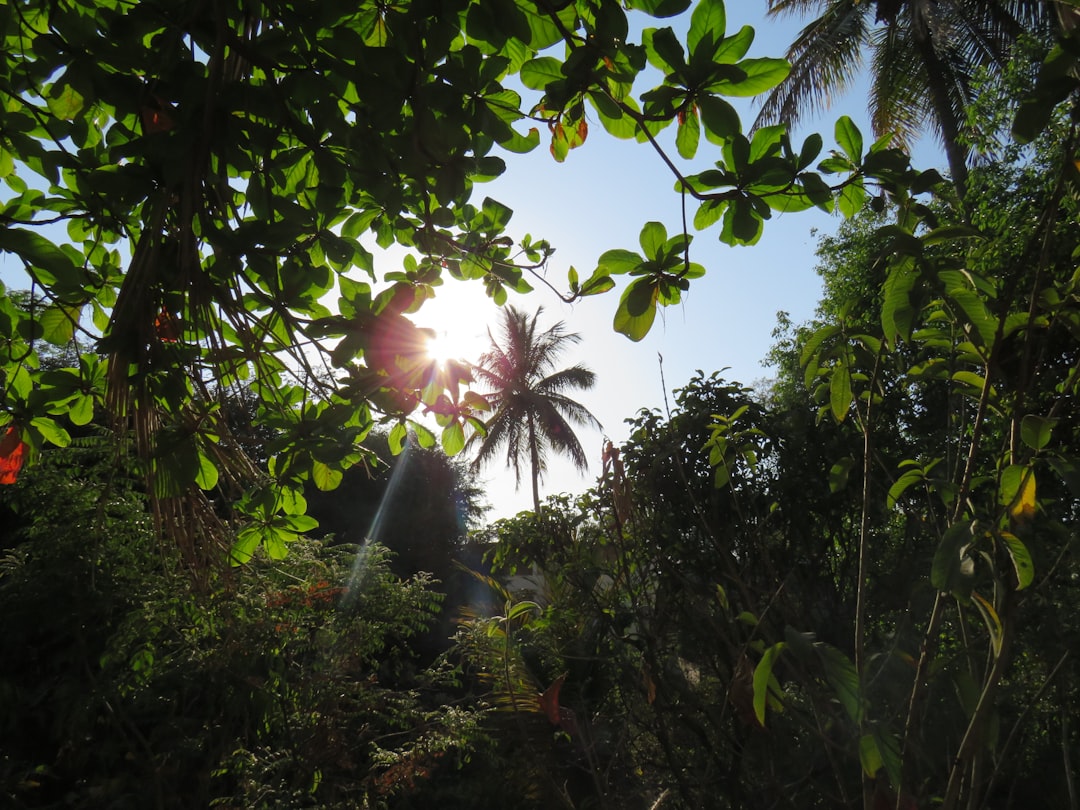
[755,0,1051,196]
[468,306,601,514]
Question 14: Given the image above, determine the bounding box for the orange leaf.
[538,673,566,725]
[0,426,27,485]
[154,308,180,342]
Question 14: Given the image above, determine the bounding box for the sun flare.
[419,287,498,368]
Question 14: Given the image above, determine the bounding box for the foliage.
[452,33,1080,806]
[0,443,493,809]
[0,0,944,566]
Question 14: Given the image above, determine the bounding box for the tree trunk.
[528,414,541,516]
[909,1,969,199]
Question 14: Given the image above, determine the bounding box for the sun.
[418,285,498,368]
[424,328,464,367]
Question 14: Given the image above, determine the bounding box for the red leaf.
[154,308,180,342]
[538,673,566,725]
[0,426,27,485]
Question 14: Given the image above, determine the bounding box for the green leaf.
[1000,465,1036,520]
[613,278,658,341]
[38,303,79,345]
[626,0,692,18]
[519,56,562,90]
[441,420,465,455]
[887,467,924,509]
[1020,414,1056,450]
[708,58,790,96]
[230,527,262,566]
[999,532,1034,590]
[687,0,725,53]
[312,460,343,491]
[829,363,852,422]
[835,116,863,164]
[388,422,408,455]
[30,416,70,447]
[828,457,855,493]
[698,95,740,144]
[643,27,686,72]
[639,221,667,258]
[195,452,219,490]
[859,735,883,778]
[597,248,644,275]
[0,228,82,288]
[752,642,785,726]
[675,105,700,159]
[838,179,866,218]
[881,258,918,346]
[69,394,94,426]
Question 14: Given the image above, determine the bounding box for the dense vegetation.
[2,0,1080,808]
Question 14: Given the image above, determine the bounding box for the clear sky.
[418,4,946,520]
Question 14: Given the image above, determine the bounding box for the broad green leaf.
[643,27,686,72]
[613,277,658,341]
[713,25,754,64]
[1000,465,1036,520]
[39,303,79,345]
[698,95,740,144]
[312,460,343,491]
[829,363,852,422]
[519,56,562,90]
[481,197,513,230]
[69,394,94,426]
[47,81,85,120]
[580,273,615,296]
[687,0,724,53]
[999,531,1034,589]
[752,642,785,726]
[639,221,667,258]
[708,58,790,96]
[506,600,540,622]
[881,258,917,346]
[0,228,81,288]
[284,514,319,533]
[388,421,408,455]
[887,467,924,509]
[838,180,866,218]
[441,420,465,455]
[859,735,882,778]
[675,105,700,159]
[30,416,71,447]
[1020,414,1056,450]
[230,527,263,565]
[195,452,219,490]
[626,0,692,18]
[597,248,644,275]
[835,116,863,163]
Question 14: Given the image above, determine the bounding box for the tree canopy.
[0,0,941,565]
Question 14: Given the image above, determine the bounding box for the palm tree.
[468,306,601,515]
[754,0,1050,196]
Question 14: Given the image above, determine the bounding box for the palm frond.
[755,1,872,132]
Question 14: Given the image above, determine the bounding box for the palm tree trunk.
[528,414,541,516]
[909,1,970,199]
